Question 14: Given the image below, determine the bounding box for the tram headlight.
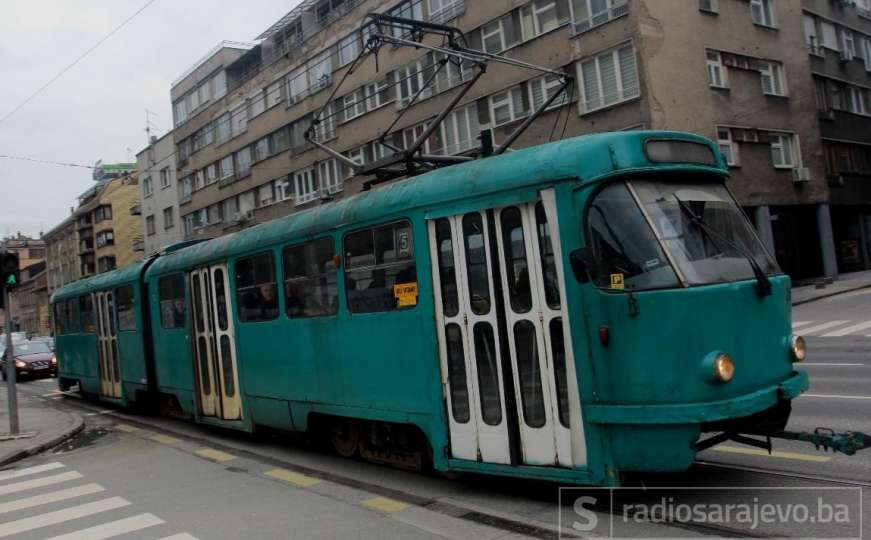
[789,335,807,363]
[712,354,735,383]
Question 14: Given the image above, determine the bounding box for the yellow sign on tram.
[394,282,419,307]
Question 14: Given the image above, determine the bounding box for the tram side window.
[79,295,96,333]
[236,252,279,322]
[53,303,67,335]
[159,274,186,329]
[66,298,81,333]
[345,220,417,313]
[283,238,338,318]
[116,286,136,331]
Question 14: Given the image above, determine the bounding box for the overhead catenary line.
[0,0,158,128]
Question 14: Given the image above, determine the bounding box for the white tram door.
[493,200,574,467]
[189,264,242,421]
[94,291,122,398]
[429,212,511,464]
[430,196,582,468]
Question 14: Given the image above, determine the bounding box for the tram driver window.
[236,252,279,322]
[283,238,338,318]
[586,182,679,291]
[344,220,417,313]
[116,286,137,331]
[159,274,186,329]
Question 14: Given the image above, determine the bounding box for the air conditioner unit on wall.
[792,167,811,183]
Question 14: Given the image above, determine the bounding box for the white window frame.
[529,0,560,36]
[750,0,776,28]
[706,50,728,89]
[759,61,787,96]
[365,79,391,110]
[576,43,640,114]
[571,0,628,34]
[769,132,799,169]
[489,86,525,127]
[716,127,739,167]
[481,19,506,54]
[293,167,317,205]
[143,177,153,197]
[220,155,234,179]
[266,80,282,109]
[318,159,342,194]
[698,0,718,14]
[396,58,432,106]
[338,33,359,68]
[820,21,839,51]
[342,89,367,123]
[286,67,309,104]
[441,104,479,155]
[528,73,568,110]
[842,29,856,60]
[429,0,464,24]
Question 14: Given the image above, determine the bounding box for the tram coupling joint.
[771,428,871,456]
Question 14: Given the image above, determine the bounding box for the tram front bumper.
[584,370,808,425]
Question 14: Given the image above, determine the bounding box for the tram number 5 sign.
[394,283,418,307]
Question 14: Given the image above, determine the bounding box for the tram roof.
[131,131,721,280]
[52,259,149,303]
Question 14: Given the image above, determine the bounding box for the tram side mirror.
[569,248,594,283]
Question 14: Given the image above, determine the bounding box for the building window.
[341,88,367,122]
[750,0,775,28]
[429,0,464,24]
[571,0,628,34]
[220,155,234,180]
[489,86,528,127]
[96,230,115,247]
[266,80,282,109]
[481,14,515,54]
[146,215,156,236]
[769,132,798,169]
[442,104,480,155]
[235,252,279,323]
[159,167,170,188]
[759,61,786,96]
[254,137,269,162]
[97,256,116,273]
[841,29,856,60]
[820,21,838,50]
[338,33,359,67]
[250,88,266,118]
[524,0,570,36]
[344,220,417,313]
[716,127,739,167]
[365,79,392,110]
[396,56,434,105]
[577,43,639,114]
[183,214,194,237]
[258,182,275,207]
[231,103,248,135]
[528,73,569,110]
[235,146,252,177]
[294,167,317,205]
[158,274,186,329]
[318,159,342,194]
[699,0,718,14]
[163,207,175,230]
[706,50,728,89]
[283,238,338,318]
[215,113,231,143]
[143,177,153,197]
[803,15,820,53]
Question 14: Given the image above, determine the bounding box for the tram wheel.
[330,418,360,458]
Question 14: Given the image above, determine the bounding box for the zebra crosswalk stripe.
[0,496,130,538]
[43,513,165,540]
[0,471,83,497]
[0,483,105,515]
[791,321,813,329]
[0,462,64,481]
[157,534,201,540]
[794,320,850,335]
[820,320,871,337]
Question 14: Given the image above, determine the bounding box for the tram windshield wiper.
[672,194,772,297]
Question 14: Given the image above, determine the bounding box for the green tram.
[52,131,829,485]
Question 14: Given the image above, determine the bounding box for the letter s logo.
[572,496,599,531]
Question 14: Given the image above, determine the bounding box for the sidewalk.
[792,268,871,306]
[0,384,84,467]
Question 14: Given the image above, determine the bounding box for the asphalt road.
[0,289,868,539]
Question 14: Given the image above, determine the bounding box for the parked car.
[29,335,55,352]
[1,340,57,380]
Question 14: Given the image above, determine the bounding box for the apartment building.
[169,0,871,281]
[44,214,79,296]
[0,234,47,330]
[137,132,183,255]
[12,261,49,335]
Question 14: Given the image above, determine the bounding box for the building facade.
[13,261,49,336]
[168,0,871,281]
[45,214,80,297]
[0,234,47,330]
[136,132,184,256]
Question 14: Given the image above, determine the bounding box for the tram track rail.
[694,459,871,489]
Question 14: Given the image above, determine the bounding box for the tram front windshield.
[587,179,780,290]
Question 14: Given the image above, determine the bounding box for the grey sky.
[0,0,298,238]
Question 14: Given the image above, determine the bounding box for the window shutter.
[618,46,638,98]
[531,79,545,109]
[581,60,600,110]
[761,69,774,95]
[750,1,763,25]
[599,53,618,104]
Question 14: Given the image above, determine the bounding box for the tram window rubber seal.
[644,139,717,166]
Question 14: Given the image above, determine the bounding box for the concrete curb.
[792,284,871,306]
[0,414,85,468]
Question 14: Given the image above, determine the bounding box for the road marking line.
[0,462,64,481]
[796,320,851,335]
[265,468,320,487]
[158,534,201,540]
[711,445,830,463]
[115,424,138,433]
[44,512,164,540]
[195,448,236,462]
[820,320,871,337]
[362,496,410,513]
[84,409,114,417]
[0,471,83,497]
[0,483,105,515]
[41,391,63,397]
[791,321,813,329]
[0,496,130,538]
[804,393,871,400]
[801,363,864,367]
[150,434,180,445]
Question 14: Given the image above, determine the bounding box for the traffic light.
[2,252,20,290]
